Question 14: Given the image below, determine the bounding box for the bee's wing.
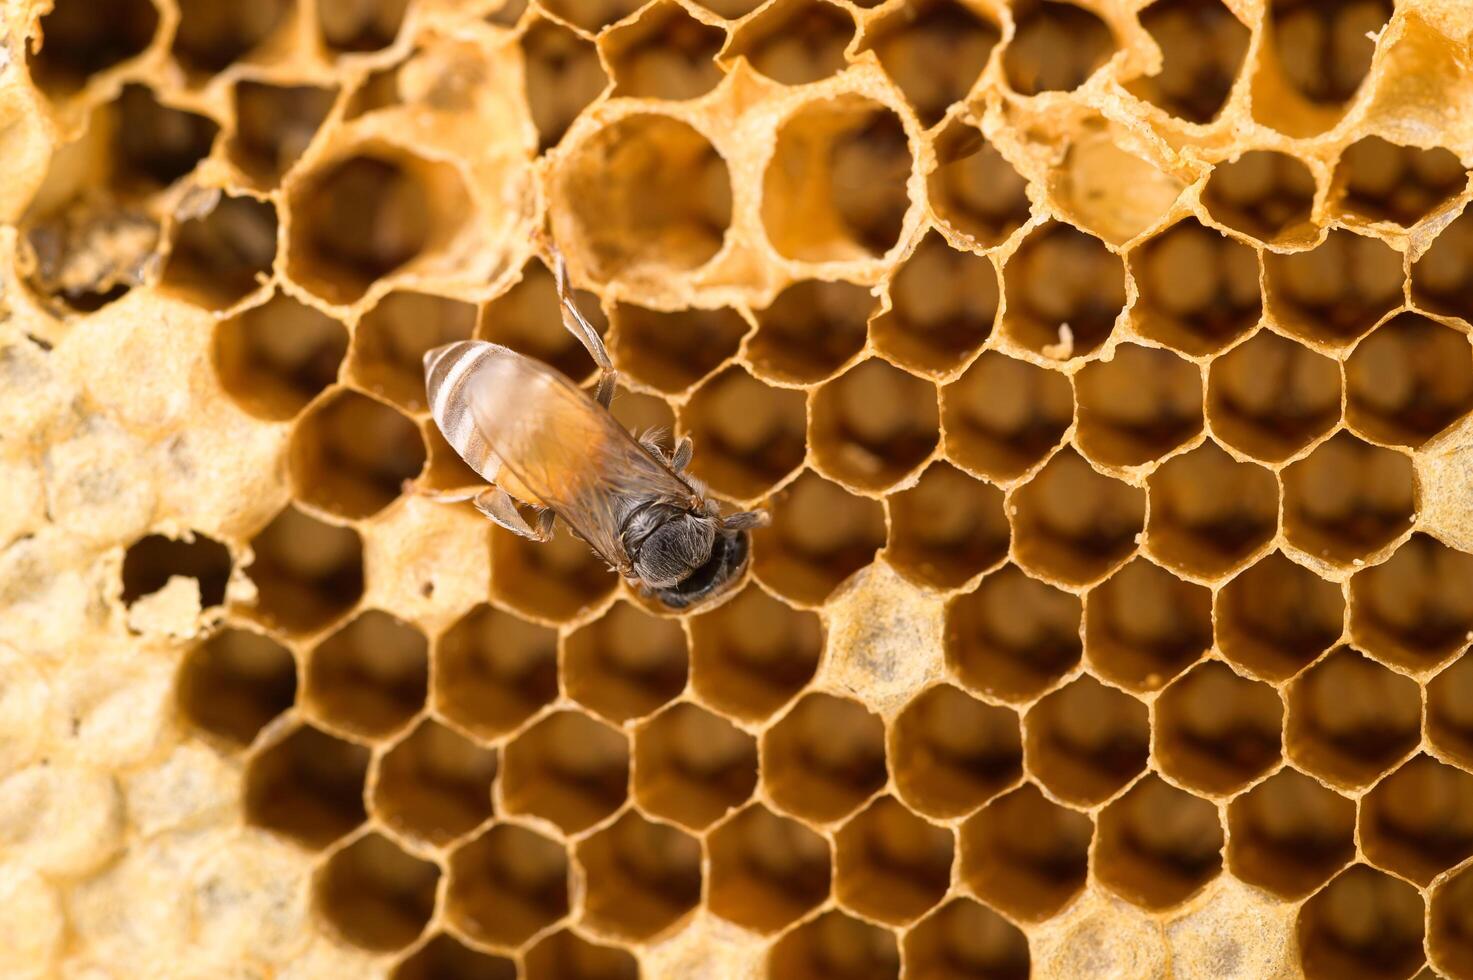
[469,352,693,570]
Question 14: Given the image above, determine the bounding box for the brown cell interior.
[28,0,160,96]
[1153,660,1284,795]
[903,897,1031,980]
[289,390,426,520]
[393,934,516,980]
[833,795,953,925]
[751,471,887,605]
[1359,754,1473,887]
[1428,654,1473,768]
[244,724,370,849]
[173,0,291,75]
[1345,311,1473,448]
[177,627,297,748]
[746,278,874,385]
[811,358,940,492]
[885,462,1009,590]
[523,930,639,980]
[1226,767,1355,900]
[730,0,854,87]
[1215,551,1345,681]
[611,302,748,393]
[521,20,610,153]
[1410,208,1473,323]
[1095,774,1224,911]
[1264,229,1404,347]
[1431,866,1473,980]
[1201,150,1317,245]
[372,719,497,846]
[1024,674,1150,807]
[762,692,888,824]
[489,523,618,623]
[1286,646,1421,789]
[945,564,1083,703]
[707,803,832,934]
[1349,532,1473,671]
[446,823,570,947]
[1074,344,1203,468]
[1280,433,1415,567]
[634,701,758,830]
[1003,0,1117,96]
[1206,329,1342,463]
[160,193,278,311]
[863,0,1000,127]
[959,782,1091,922]
[1084,557,1213,692]
[577,810,703,941]
[479,258,608,383]
[563,600,689,723]
[1333,137,1468,228]
[242,505,365,636]
[1129,217,1262,356]
[315,832,439,952]
[872,232,998,376]
[305,609,428,739]
[1010,448,1146,587]
[687,582,823,721]
[499,710,630,834]
[229,81,338,188]
[1263,0,1391,114]
[1126,0,1250,124]
[927,122,1032,250]
[318,0,410,52]
[214,292,349,421]
[435,604,559,739]
[352,291,478,413]
[604,2,725,101]
[1002,221,1126,359]
[941,351,1073,482]
[891,684,1020,819]
[767,909,901,980]
[1297,864,1427,980]
[1144,440,1279,580]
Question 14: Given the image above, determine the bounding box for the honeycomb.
[5,0,1473,976]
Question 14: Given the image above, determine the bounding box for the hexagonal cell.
[1084,557,1212,692]
[1411,208,1473,323]
[435,605,557,740]
[634,702,757,830]
[1095,774,1223,911]
[305,609,427,740]
[1298,864,1426,980]
[1128,217,1261,356]
[228,81,337,188]
[959,782,1091,922]
[834,796,952,926]
[479,258,608,383]
[564,601,688,724]
[577,811,702,941]
[903,897,1031,980]
[1143,441,1278,580]
[315,832,438,952]
[1333,137,1468,228]
[1125,0,1250,124]
[1286,647,1421,789]
[214,292,348,421]
[1216,552,1344,681]
[862,0,1001,126]
[762,96,912,262]
[945,564,1082,703]
[317,0,408,52]
[1074,344,1203,468]
[1003,0,1117,95]
[160,194,278,311]
[941,351,1073,483]
[872,232,998,377]
[351,291,478,413]
[393,934,515,980]
[708,802,831,934]
[1226,767,1355,900]
[687,583,822,721]
[1281,433,1415,566]
[751,471,886,605]
[680,366,807,502]
[1261,0,1390,131]
[727,0,854,86]
[746,279,875,385]
[524,930,637,980]
[1154,661,1283,795]
[885,462,1009,591]
[891,685,1020,819]
[489,524,618,624]
[1202,150,1317,245]
[521,20,609,153]
[609,302,748,394]
[540,0,644,32]
[107,84,221,192]
[1206,329,1342,463]
[1431,864,1473,980]
[927,121,1032,250]
[768,909,900,980]
[179,627,296,748]
[1010,448,1145,587]
[604,2,725,101]
[1025,675,1149,807]
[1350,533,1473,671]
[168,0,290,75]
[292,392,424,521]
[501,710,629,834]
[373,719,496,847]
[446,824,569,948]
[1360,754,1473,886]
[1002,221,1125,360]
[245,724,369,848]
[560,114,731,281]
[1429,654,1473,768]
[1347,311,1473,449]
[244,505,365,635]
[811,359,939,492]
[28,0,159,95]
[1264,229,1404,348]
[763,692,887,824]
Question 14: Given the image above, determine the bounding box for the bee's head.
[624,503,766,609]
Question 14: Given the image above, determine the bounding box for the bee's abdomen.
[424,340,505,484]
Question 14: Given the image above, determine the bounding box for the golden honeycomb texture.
[4,0,1473,976]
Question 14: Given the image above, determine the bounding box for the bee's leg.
[551,246,618,409]
[475,487,554,542]
[403,481,484,503]
[671,437,693,473]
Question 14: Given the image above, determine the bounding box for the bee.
[417,247,767,610]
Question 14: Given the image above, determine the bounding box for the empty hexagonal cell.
[178,627,296,748]
[560,114,731,281]
[769,909,900,980]
[941,351,1072,483]
[1074,344,1203,468]
[1412,208,1473,323]
[289,391,425,520]
[244,505,364,635]
[501,710,629,834]
[763,692,887,823]
[160,194,277,311]
[1334,137,1468,228]
[28,0,159,96]
[1282,433,1415,566]
[521,20,608,153]
[315,832,438,952]
[959,782,1091,922]
[245,724,369,848]
[634,702,757,830]
[927,121,1032,250]
[1261,0,1390,134]
[604,1,725,101]
[680,366,806,501]
[1299,864,1426,980]
[863,0,1000,126]
[1129,217,1261,356]
[872,232,998,377]
[351,291,478,413]
[945,564,1082,703]
[489,524,618,624]
[1350,533,1473,671]
[1202,150,1317,245]
[1126,0,1250,124]
[1286,647,1421,789]
[305,610,427,740]
[373,719,496,847]
[106,84,221,192]
[1025,675,1149,806]
[609,303,748,394]
[214,292,348,421]
[892,685,1020,819]
[834,796,952,925]
[811,359,939,492]
[1084,557,1212,692]
[728,0,853,85]
[1226,767,1355,900]
[435,605,557,739]
[1360,754,1473,886]
[885,462,1008,591]
[1347,311,1473,448]
[447,823,569,948]
[577,811,702,941]
[1429,654,1473,768]
[229,81,337,188]
[1206,329,1342,463]
[524,930,638,980]
[1217,553,1343,681]
[708,802,831,934]
[1265,229,1404,348]
[1431,864,1473,979]
[169,0,290,75]
[1154,661,1283,795]
[687,583,821,720]
[1010,448,1145,587]
[1144,441,1278,580]
[393,934,515,980]
[1003,0,1117,95]
[752,471,886,605]
[479,258,608,384]
[904,897,1031,980]
[317,0,408,52]
[1095,774,1223,911]
[746,279,874,385]
[564,601,688,724]
[1002,221,1125,360]
[763,96,912,262]
[540,0,643,32]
